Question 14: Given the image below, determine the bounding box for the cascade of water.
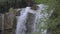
[15,7,31,34]
[33,4,53,34]
[15,4,53,34]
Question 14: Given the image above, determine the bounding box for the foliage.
[33,0,60,34]
[34,0,57,11]
[0,0,60,34]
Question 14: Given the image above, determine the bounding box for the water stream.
[15,4,53,34]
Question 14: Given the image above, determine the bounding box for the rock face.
[0,8,17,34]
[0,14,2,34]
[0,14,2,30]
[4,13,14,29]
[26,13,35,34]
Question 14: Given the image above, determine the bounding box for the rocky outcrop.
[0,8,17,34]
[25,13,35,34]
[0,14,2,30]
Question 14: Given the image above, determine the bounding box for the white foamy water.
[15,4,53,34]
[15,7,31,34]
[33,4,53,34]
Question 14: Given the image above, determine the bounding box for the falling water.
[15,4,53,34]
[15,7,31,34]
[33,4,53,34]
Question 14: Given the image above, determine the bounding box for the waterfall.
[15,7,31,34]
[15,4,53,34]
[34,4,53,34]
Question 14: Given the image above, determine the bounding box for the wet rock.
[26,13,35,34]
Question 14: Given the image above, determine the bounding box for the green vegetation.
[33,0,60,34]
[0,0,60,34]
